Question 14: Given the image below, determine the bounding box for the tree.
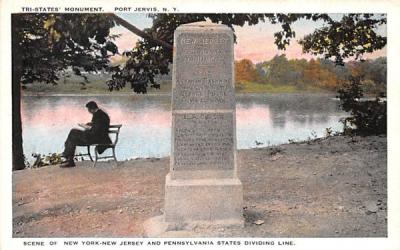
[235,59,260,83]
[106,13,386,92]
[13,13,387,169]
[303,59,339,90]
[264,54,293,85]
[12,14,118,170]
[298,14,386,65]
[106,14,273,92]
[338,77,386,135]
[346,57,387,94]
[13,13,271,169]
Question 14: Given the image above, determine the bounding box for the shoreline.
[13,135,387,237]
[21,92,383,102]
[22,92,337,97]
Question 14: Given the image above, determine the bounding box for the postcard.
[0,0,399,249]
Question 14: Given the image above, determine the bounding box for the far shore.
[24,91,386,102]
[22,92,171,97]
[22,91,338,97]
[22,91,383,101]
[22,79,341,96]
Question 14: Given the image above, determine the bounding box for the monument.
[144,21,243,236]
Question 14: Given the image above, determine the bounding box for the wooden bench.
[76,124,122,167]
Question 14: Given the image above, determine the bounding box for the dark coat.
[86,109,112,153]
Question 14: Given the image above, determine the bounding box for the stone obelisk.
[144,21,243,236]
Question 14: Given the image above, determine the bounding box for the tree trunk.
[12,15,25,171]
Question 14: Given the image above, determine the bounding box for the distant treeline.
[235,55,387,94]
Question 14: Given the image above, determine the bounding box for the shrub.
[337,76,386,135]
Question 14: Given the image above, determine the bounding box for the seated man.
[60,101,111,168]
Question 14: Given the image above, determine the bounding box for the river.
[21,93,346,163]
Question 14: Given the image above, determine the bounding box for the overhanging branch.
[108,13,173,50]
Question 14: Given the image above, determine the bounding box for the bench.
[76,124,122,167]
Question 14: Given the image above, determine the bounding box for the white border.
[1,1,399,250]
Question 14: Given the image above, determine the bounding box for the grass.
[23,76,332,95]
[235,81,331,94]
[23,75,172,95]
[236,82,298,93]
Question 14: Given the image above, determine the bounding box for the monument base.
[143,173,244,237]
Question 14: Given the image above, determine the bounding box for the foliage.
[30,152,89,168]
[299,14,386,65]
[338,77,386,135]
[13,13,387,169]
[240,55,386,94]
[15,13,387,96]
[235,59,261,83]
[14,13,387,96]
[106,14,272,93]
[12,13,119,170]
[262,54,294,85]
[346,58,387,94]
[14,14,118,86]
[325,127,334,137]
[108,13,386,93]
[30,153,64,168]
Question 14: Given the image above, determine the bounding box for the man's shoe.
[60,161,76,168]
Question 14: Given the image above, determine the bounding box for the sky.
[111,13,387,63]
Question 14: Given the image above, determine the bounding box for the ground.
[12,135,387,237]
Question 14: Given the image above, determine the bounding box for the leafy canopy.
[14,13,386,94]
[107,13,386,93]
[14,14,118,85]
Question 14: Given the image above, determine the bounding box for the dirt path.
[12,135,387,237]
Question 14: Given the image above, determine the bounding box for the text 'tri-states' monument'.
[145,22,243,236]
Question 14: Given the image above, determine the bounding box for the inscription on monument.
[173,33,234,110]
[171,25,236,174]
[173,112,234,171]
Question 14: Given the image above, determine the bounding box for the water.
[21,93,346,164]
